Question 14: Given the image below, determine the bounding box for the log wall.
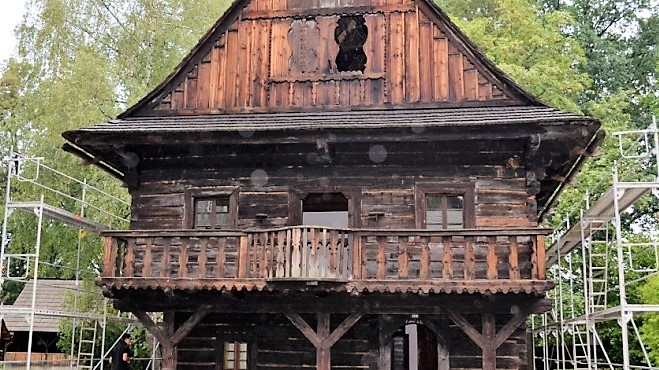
[175,312,528,370]
[145,0,516,115]
[130,166,534,230]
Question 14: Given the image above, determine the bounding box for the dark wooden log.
[482,313,496,370]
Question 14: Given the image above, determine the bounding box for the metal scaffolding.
[534,118,659,370]
[0,152,138,370]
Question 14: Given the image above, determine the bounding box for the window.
[335,15,368,72]
[426,195,464,230]
[185,187,238,229]
[415,184,474,229]
[289,189,361,228]
[302,193,349,228]
[194,197,230,229]
[224,341,247,370]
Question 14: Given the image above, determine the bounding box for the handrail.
[102,226,552,237]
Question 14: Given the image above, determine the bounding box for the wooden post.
[536,235,546,279]
[352,233,363,279]
[442,236,452,279]
[238,235,249,278]
[162,312,176,370]
[487,236,498,280]
[161,238,171,278]
[482,314,496,370]
[398,239,409,278]
[464,236,475,280]
[508,236,520,280]
[123,239,134,277]
[420,237,430,279]
[102,237,115,277]
[143,237,153,278]
[377,315,396,370]
[317,313,331,370]
[178,237,188,278]
[198,238,208,278]
[376,236,387,279]
[447,304,541,370]
[217,238,226,278]
[131,305,212,370]
[286,310,362,370]
[160,341,176,370]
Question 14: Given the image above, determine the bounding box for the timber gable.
[123,0,540,117]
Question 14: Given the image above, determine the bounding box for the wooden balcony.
[100,227,550,295]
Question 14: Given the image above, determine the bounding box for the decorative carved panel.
[288,19,320,74]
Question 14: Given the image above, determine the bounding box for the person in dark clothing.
[109,333,133,370]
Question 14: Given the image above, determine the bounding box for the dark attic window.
[334,15,368,72]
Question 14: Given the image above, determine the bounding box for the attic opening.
[302,192,348,228]
[334,15,368,72]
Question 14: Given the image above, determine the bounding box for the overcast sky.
[0,0,27,63]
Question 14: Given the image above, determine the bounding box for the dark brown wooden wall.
[176,312,528,370]
[130,160,535,231]
[147,0,516,115]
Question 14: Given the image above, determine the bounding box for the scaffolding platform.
[546,184,650,265]
[7,201,112,233]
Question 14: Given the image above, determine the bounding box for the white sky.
[0,0,27,63]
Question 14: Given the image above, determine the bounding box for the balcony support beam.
[285,309,362,370]
[130,304,212,370]
[447,302,540,370]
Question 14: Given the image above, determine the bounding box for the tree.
[1,0,232,352]
[436,0,591,112]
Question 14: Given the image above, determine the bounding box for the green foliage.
[1,0,232,360]
[639,276,659,363]
[436,0,591,112]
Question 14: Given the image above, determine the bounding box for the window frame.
[217,336,256,370]
[184,187,239,229]
[414,183,475,229]
[222,340,248,370]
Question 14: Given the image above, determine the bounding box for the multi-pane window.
[194,197,230,229]
[426,194,464,230]
[224,341,248,370]
[415,184,474,230]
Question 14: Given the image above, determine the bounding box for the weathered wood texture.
[147,1,516,115]
[102,228,547,284]
[448,315,528,370]
[174,312,528,370]
[130,142,533,231]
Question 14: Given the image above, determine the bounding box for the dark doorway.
[392,324,440,370]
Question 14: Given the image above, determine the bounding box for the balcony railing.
[102,227,548,284]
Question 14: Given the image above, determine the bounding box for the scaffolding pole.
[534,118,659,370]
[0,153,139,369]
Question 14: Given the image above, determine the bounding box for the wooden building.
[3,280,78,364]
[62,0,602,369]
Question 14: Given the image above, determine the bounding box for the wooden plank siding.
[153,2,515,114]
